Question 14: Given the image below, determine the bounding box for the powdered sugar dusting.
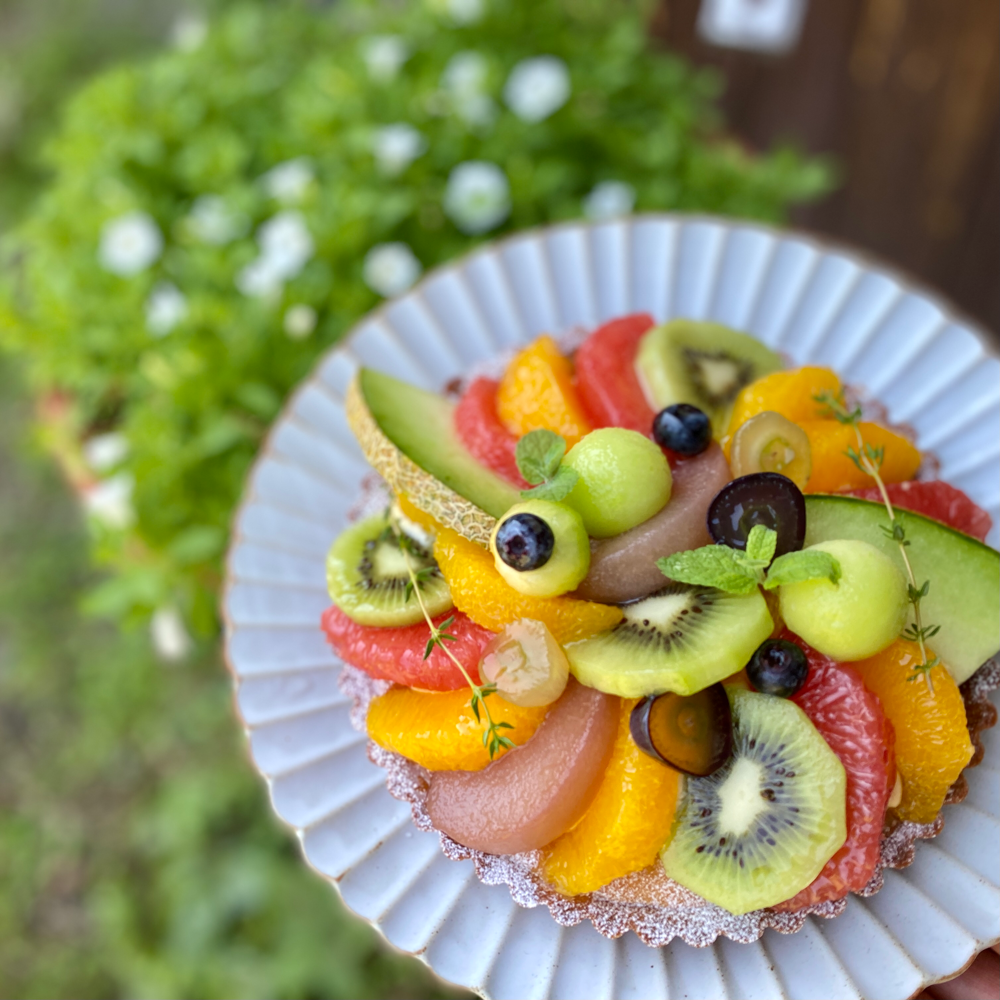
[339,659,997,948]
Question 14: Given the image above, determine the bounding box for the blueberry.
[707,472,806,558]
[747,639,809,698]
[494,513,555,572]
[652,404,712,456]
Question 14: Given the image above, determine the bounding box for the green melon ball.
[563,428,672,538]
[779,539,908,661]
[490,500,591,598]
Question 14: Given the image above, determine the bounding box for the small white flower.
[171,12,208,52]
[431,0,486,25]
[363,243,422,298]
[257,210,314,278]
[145,282,188,336]
[83,433,129,473]
[503,56,571,123]
[443,161,510,234]
[372,123,428,176]
[99,211,163,277]
[150,606,193,662]
[284,304,318,339]
[583,180,637,221]
[235,256,284,300]
[442,51,489,98]
[260,158,314,204]
[187,194,247,244]
[362,35,410,83]
[83,473,135,530]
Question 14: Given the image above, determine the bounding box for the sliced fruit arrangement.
[804,494,1000,683]
[326,513,451,627]
[773,634,894,910]
[851,639,972,824]
[541,697,682,896]
[564,583,774,698]
[366,684,548,771]
[575,312,657,433]
[435,524,622,643]
[321,314,995,920]
[496,335,592,447]
[426,679,619,855]
[321,605,492,691]
[636,320,783,434]
[454,377,528,488]
[660,687,847,915]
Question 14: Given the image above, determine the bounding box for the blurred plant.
[0,0,832,639]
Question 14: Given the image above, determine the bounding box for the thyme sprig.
[814,390,939,693]
[389,519,515,759]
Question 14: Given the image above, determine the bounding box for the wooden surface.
[654,0,1000,340]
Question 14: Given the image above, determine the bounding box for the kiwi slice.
[660,688,847,915]
[563,584,773,698]
[635,321,783,434]
[326,513,452,627]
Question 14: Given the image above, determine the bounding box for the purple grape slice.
[707,472,806,558]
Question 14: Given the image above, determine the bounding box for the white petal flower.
[99,211,163,277]
[150,606,193,662]
[83,473,135,530]
[363,243,422,298]
[260,158,314,204]
[583,180,637,221]
[257,210,314,279]
[236,256,284,300]
[442,51,489,98]
[446,0,486,24]
[145,282,188,337]
[503,56,571,123]
[187,195,248,244]
[362,35,411,83]
[284,304,318,339]
[171,12,208,52]
[443,161,510,234]
[83,433,129,473]
[372,124,428,176]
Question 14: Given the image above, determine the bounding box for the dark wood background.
[654,0,999,341]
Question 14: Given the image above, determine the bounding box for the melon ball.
[778,539,908,661]
[563,428,671,538]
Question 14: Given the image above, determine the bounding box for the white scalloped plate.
[223,215,1000,1000]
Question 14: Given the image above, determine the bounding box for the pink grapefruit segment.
[844,480,992,542]
[454,377,528,488]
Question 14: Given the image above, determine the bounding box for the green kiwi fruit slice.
[635,320,783,434]
[326,513,452,627]
[563,584,773,698]
[660,687,847,915]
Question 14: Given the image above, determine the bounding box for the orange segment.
[726,366,842,441]
[540,698,681,895]
[433,526,622,643]
[801,421,921,492]
[397,492,442,533]
[367,684,547,772]
[851,640,971,824]
[496,335,592,447]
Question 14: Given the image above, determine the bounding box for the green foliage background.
[0,1,830,996]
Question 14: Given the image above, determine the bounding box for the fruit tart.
[320,313,1000,946]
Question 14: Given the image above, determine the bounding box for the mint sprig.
[657,525,841,594]
[515,429,579,503]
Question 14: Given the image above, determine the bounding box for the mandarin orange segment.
[540,698,681,895]
[397,492,442,533]
[726,366,842,442]
[850,640,972,824]
[801,421,921,492]
[496,335,592,447]
[367,684,547,772]
[433,526,622,643]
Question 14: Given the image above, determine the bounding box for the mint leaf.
[521,464,579,502]
[745,525,777,564]
[516,429,566,485]
[763,550,842,590]
[657,546,760,594]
